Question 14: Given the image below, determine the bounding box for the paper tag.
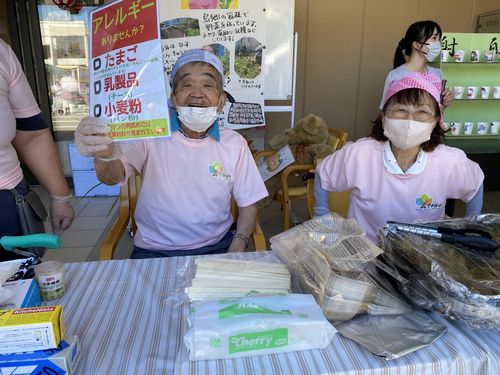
[258,145,295,182]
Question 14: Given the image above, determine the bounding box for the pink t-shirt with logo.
[0,39,41,189]
[317,138,484,241]
[120,128,268,251]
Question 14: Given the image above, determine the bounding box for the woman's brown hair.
[371,88,447,152]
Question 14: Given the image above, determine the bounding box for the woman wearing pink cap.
[315,72,484,242]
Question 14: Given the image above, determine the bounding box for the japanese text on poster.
[159,0,266,130]
[90,0,170,141]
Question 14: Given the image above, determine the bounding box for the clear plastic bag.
[379,214,500,330]
[270,213,410,321]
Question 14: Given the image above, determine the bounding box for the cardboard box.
[0,279,41,310]
[0,335,80,374]
[72,170,120,197]
[0,306,64,354]
[68,142,95,171]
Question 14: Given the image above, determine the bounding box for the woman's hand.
[49,196,75,235]
[442,88,454,108]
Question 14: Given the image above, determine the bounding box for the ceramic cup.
[450,122,463,135]
[453,86,465,99]
[441,50,450,62]
[464,122,475,135]
[484,50,495,62]
[477,122,489,135]
[467,86,479,99]
[442,122,451,131]
[453,50,465,62]
[480,86,491,99]
[493,86,500,99]
[470,50,481,62]
[490,121,500,135]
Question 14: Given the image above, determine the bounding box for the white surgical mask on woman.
[177,106,218,133]
[423,41,441,62]
[383,117,435,151]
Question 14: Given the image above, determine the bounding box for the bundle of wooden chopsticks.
[185,258,291,301]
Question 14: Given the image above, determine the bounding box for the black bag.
[10,187,48,258]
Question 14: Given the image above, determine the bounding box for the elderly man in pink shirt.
[75,49,268,258]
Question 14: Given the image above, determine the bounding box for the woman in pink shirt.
[316,72,484,242]
[0,39,74,260]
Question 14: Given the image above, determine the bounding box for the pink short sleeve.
[0,40,40,118]
[317,143,352,192]
[231,137,268,207]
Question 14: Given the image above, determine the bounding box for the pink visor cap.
[382,72,443,121]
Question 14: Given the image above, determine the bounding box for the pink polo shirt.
[0,39,41,189]
[120,128,268,251]
[317,138,484,241]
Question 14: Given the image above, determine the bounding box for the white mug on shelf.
[484,50,495,62]
[477,122,489,135]
[470,50,481,62]
[467,86,479,99]
[453,86,465,99]
[450,122,463,135]
[493,86,500,99]
[453,50,465,62]
[480,86,491,99]
[463,122,475,135]
[490,121,500,135]
[441,50,450,62]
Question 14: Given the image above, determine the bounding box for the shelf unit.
[440,32,500,154]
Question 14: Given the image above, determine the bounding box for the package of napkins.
[184,294,336,360]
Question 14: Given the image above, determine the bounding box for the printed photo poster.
[89,0,170,141]
[158,0,266,130]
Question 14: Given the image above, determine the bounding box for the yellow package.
[0,305,64,354]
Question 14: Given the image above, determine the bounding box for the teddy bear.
[258,114,335,208]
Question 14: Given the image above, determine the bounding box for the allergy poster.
[159,0,267,130]
[89,0,170,141]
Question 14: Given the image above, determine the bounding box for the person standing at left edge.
[0,39,74,260]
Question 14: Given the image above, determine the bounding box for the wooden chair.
[99,175,266,260]
[305,172,350,219]
[256,128,348,231]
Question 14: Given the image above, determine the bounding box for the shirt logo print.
[416,193,443,210]
[208,161,231,181]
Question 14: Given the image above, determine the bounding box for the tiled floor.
[34,186,499,263]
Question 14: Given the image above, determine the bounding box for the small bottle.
[35,261,65,301]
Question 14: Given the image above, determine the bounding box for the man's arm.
[228,203,258,252]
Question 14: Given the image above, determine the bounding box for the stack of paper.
[186,259,290,301]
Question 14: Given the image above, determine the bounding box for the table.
[59,252,499,375]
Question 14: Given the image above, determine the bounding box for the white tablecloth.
[58,252,499,375]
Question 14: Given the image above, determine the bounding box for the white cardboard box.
[0,279,41,310]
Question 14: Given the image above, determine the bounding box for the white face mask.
[423,41,441,62]
[177,106,218,133]
[383,117,435,151]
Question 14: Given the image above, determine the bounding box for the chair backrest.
[306,175,350,219]
[327,128,348,151]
